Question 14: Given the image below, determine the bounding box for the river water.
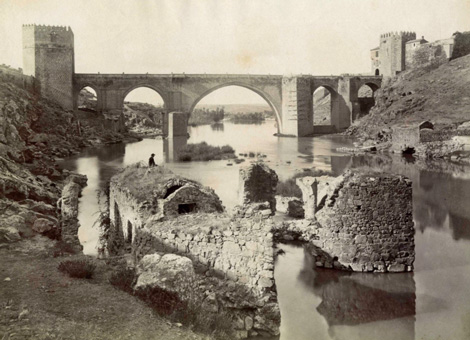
[60,121,470,340]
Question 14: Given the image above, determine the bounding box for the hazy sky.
[1,0,469,104]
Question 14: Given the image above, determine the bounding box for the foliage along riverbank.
[177,142,236,161]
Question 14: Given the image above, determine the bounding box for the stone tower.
[22,24,74,109]
[374,31,416,77]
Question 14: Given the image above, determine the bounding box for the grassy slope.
[347,54,470,141]
[0,239,209,340]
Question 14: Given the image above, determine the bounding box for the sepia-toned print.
[1,1,470,339]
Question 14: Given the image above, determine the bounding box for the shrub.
[58,259,96,279]
[177,142,235,162]
[451,31,470,60]
[109,267,136,294]
[52,240,78,257]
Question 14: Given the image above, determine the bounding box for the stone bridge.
[22,24,381,137]
[73,73,381,136]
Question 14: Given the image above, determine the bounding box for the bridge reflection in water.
[275,244,416,340]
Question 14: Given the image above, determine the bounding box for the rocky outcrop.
[238,162,278,214]
[58,173,87,250]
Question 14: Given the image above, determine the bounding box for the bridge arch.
[311,84,341,131]
[74,84,101,112]
[188,82,283,134]
[121,84,169,109]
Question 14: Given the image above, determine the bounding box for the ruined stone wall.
[314,171,414,272]
[0,65,37,91]
[238,162,278,213]
[391,126,420,153]
[133,213,276,294]
[122,211,279,336]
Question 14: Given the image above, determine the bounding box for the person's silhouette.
[148,153,156,167]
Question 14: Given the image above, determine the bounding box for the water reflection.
[350,153,470,241]
[163,136,188,163]
[58,122,470,339]
[210,122,224,131]
[276,244,416,340]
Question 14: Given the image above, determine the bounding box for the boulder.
[32,218,57,234]
[135,253,195,294]
[0,226,21,243]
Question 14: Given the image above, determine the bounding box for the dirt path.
[0,237,212,340]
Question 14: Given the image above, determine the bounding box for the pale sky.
[1,0,469,104]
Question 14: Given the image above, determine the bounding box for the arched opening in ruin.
[77,86,98,112]
[375,69,380,76]
[164,185,183,199]
[356,84,378,120]
[189,85,281,134]
[127,221,133,243]
[122,86,166,134]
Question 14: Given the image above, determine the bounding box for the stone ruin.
[109,162,280,338]
[238,162,278,214]
[280,170,415,273]
[108,161,415,338]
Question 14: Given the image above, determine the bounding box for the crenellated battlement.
[380,31,416,39]
[22,24,72,32]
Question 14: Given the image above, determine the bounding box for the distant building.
[371,32,455,77]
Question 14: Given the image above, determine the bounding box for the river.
[60,121,470,340]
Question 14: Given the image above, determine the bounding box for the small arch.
[375,69,380,76]
[76,86,99,112]
[188,83,282,134]
[312,85,339,132]
[356,83,378,120]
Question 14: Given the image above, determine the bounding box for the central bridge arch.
[187,82,283,134]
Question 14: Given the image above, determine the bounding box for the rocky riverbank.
[344,54,470,163]
[0,75,216,340]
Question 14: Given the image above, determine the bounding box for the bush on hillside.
[452,31,470,60]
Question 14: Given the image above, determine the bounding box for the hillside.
[347,54,470,142]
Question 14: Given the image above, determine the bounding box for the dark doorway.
[178,203,196,214]
[375,69,380,76]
